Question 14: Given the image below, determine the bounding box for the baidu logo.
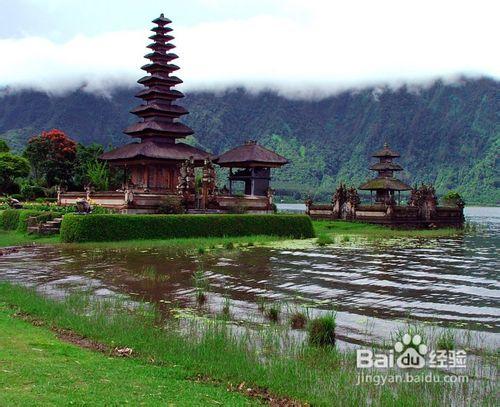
[356,332,464,370]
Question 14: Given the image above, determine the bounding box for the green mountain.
[0,78,498,204]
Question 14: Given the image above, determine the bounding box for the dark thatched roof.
[359,177,412,191]
[100,141,210,162]
[152,14,172,25]
[369,162,403,171]
[214,141,289,168]
[124,121,193,137]
[372,143,400,158]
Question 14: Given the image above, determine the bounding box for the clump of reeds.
[140,265,169,282]
[290,312,308,329]
[308,313,336,346]
[316,234,333,246]
[436,329,456,350]
[192,268,209,304]
[197,247,206,254]
[224,241,235,250]
[257,297,267,313]
[266,303,281,323]
[221,296,231,319]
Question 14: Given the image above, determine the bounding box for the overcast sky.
[0,0,498,97]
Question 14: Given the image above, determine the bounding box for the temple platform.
[59,191,274,214]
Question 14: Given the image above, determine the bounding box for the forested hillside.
[0,77,498,204]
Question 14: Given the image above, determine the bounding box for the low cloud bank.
[0,1,498,99]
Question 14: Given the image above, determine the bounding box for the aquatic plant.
[197,247,205,254]
[436,329,456,350]
[221,296,231,319]
[192,268,210,304]
[224,241,235,250]
[316,233,333,246]
[266,303,281,323]
[308,313,336,347]
[140,265,169,282]
[257,297,267,313]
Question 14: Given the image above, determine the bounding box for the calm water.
[1,206,498,350]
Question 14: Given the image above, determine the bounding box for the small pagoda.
[359,143,411,203]
[101,14,210,192]
[214,141,288,196]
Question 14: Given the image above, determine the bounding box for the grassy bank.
[0,282,493,406]
[1,217,463,249]
[0,301,255,406]
[0,230,59,247]
[313,220,462,239]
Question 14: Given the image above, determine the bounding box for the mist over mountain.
[0,77,498,204]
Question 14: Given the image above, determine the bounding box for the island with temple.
[306,143,464,228]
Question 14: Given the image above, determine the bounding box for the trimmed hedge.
[1,210,21,230]
[60,214,315,243]
[0,209,55,232]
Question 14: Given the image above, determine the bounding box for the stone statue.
[75,198,91,214]
[332,183,348,219]
[202,158,216,198]
[409,184,438,220]
[176,160,189,195]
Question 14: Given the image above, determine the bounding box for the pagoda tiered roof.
[100,140,210,163]
[372,143,400,158]
[125,13,193,140]
[360,143,411,191]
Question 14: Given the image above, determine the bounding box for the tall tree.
[24,129,77,187]
[0,152,30,194]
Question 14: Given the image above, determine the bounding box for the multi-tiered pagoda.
[101,14,210,192]
[359,143,411,203]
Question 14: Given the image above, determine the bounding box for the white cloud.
[0,0,498,97]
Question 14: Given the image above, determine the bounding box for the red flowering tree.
[24,129,77,187]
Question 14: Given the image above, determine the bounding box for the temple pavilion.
[100,14,210,192]
[359,143,411,203]
[214,141,288,196]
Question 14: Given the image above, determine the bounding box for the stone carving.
[75,198,92,214]
[408,184,438,220]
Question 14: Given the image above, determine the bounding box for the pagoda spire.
[124,14,193,142]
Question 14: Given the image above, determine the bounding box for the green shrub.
[316,233,333,246]
[60,214,315,243]
[308,314,336,347]
[20,184,47,201]
[442,191,465,207]
[1,209,21,230]
[0,209,56,232]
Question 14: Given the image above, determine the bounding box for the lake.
[1,206,498,351]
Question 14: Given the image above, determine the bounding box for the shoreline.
[0,219,464,249]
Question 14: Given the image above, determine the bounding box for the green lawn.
[0,230,59,247]
[0,303,256,406]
